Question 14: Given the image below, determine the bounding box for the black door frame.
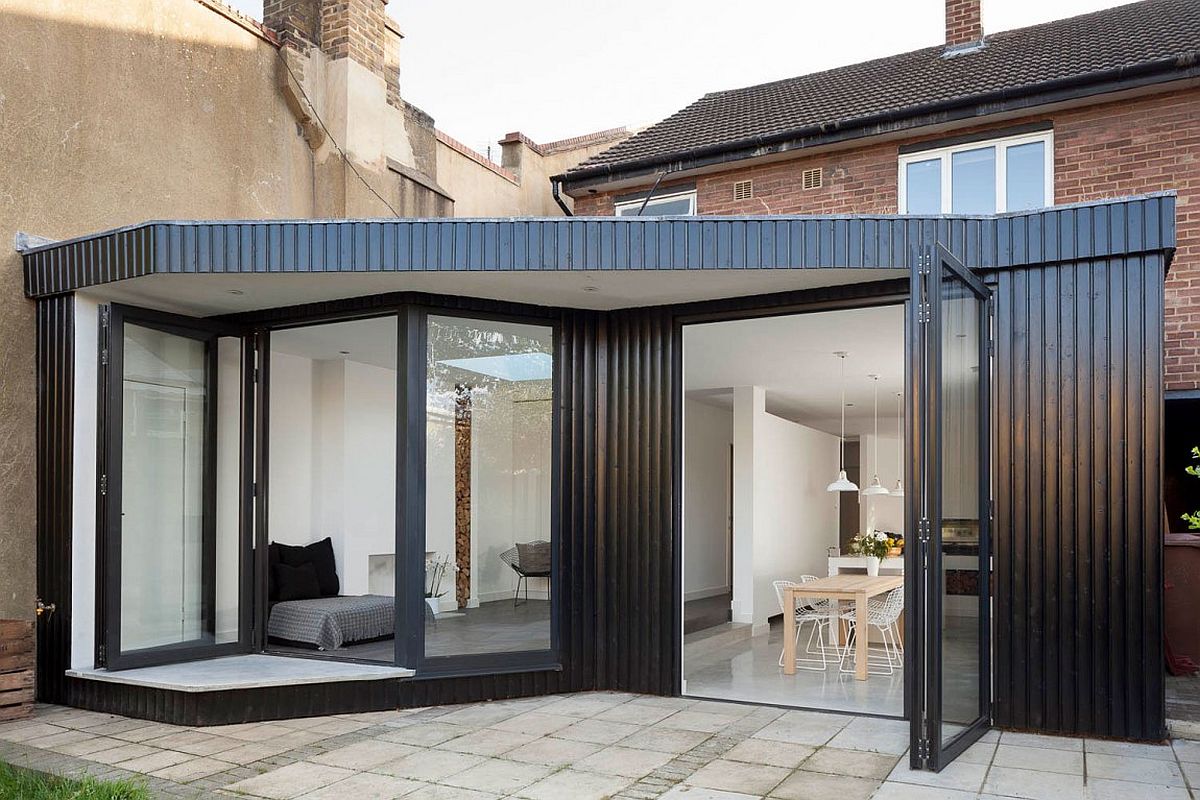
[908,244,994,771]
[97,303,253,670]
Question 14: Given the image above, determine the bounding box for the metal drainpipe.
[551,179,574,217]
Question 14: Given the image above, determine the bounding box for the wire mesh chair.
[499,540,551,606]
[837,586,904,675]
[773,579,832,671]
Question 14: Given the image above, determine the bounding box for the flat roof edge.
[22,194,1177,299]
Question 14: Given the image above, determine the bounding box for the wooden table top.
[788,574,904,599]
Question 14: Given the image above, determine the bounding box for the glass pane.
[268,317,398,663]
[425,315,554,657]
[939,278,984,741]
[120,325,209,651]
[617,195,693,215]
[1005,141,1045,212]
[950,147,996,214]
[905,159,941,214]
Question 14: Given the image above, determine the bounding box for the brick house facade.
[564,1,1200,391]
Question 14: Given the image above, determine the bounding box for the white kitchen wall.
[683,398,733,600]
[858,430,905,539]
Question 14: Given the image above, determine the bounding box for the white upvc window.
[614,189,697,216]
[898,130,1054,215]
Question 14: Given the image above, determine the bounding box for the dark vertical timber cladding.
[602,308,676,695]
[991,255,1165,740]
[36,296,74,703]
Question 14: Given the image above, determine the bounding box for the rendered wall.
[0,0,316,621]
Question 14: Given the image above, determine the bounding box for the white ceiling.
[684,304,906,436]
[271,316,398,369]
[78,268,905,316]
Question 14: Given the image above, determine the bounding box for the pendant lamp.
[826,352,860,493]
[862,374,890,496]
[892,391,905,497]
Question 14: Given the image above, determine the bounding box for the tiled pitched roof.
[562,0,1200,184]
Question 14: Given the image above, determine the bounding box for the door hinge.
[916,736,931,762]
[98,643,107,665]
[100,347,109,366]
[918,517,932,542]
[99,474,107,496]
[917,302,931,324]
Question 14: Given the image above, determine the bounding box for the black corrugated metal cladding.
[36,296,73,704]
[991,255,1166,740]
[30,198,1169,737]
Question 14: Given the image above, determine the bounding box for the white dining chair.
[773,579,832,671]
[837,586,904,675]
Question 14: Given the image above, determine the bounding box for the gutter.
[551,178,573,217]
[555,53,1200,193]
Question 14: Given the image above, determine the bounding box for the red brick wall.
[574,87,1200,391]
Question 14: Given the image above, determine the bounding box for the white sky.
[225,0,1130,158]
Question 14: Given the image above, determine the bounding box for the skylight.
[438,352,552,382]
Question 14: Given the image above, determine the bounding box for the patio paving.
[0,692,1194,799]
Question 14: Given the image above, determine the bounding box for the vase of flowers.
[849,530,894,576]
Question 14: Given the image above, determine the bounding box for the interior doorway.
[681,304,909,717]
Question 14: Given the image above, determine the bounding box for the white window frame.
[614,189,697,216]
[897,130,1054,214]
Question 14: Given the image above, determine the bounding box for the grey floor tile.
[1086,752,1184,786]
[799,746,898,779]
[992,743,1084,774]
[980,765,1084,800]
[768,769,879,800]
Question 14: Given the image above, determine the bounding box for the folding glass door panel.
[101,305,249,669]
[909,245,993,771]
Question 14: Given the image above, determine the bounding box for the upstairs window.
[899,131,1053,215]
[614,189,697,216]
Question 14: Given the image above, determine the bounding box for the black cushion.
[269,538,340,597]
[273,562,322,602]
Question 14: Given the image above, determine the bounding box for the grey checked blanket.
[267,594,394,650]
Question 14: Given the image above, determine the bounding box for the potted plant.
[424,554,458,616]
[849,530,894,576]
[1184,446,1200,531]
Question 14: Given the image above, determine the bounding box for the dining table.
[782,574,904,681]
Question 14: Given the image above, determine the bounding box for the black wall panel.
[991,255,1165,740]
[33,240,1168,736]
[35,296,74,704]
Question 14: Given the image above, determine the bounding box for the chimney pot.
[945,0,983,47]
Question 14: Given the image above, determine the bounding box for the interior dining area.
[682,301,984,722]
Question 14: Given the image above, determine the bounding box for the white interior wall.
[426,410,455,605]
[340,361,397,595]
[268,350,396,596]
[751,411,841,629]
[683,398,732,600]
[730,386,841,630]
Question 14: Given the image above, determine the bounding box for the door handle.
[36,598,56,621]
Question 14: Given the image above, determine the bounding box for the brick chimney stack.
[265,0,390,77]
[945,0,983,47]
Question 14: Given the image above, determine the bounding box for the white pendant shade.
[827,470,859,493]
[863,476,890,495]
[827,352,860,493]
[862,373,890,497]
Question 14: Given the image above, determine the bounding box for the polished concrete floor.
[684,612,984,724]
[685,617,906,716]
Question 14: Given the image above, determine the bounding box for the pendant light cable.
[826,352,859,493]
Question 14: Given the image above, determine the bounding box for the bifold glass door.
[101,305,250,669]
[909,245,993,771]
